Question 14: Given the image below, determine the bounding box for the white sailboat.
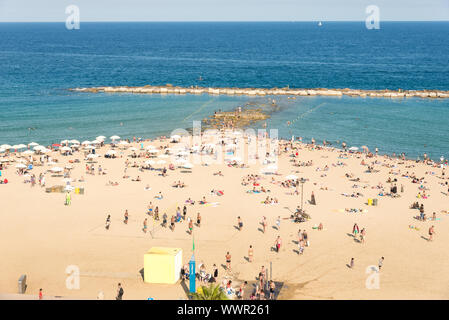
[318,21,322,27]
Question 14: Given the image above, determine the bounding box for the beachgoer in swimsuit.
[225,252,231,271]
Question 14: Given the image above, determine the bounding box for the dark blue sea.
[0,22,448,159]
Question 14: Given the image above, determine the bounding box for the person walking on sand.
[378,257,384,271]
[349,258,354,269]
[123,210,129,224]
[143,218,148,233]
[248,245,254,262]
[274,236,282,252]
[303,230,309,246]
[352,223,360,238]
[269,281,276,300]
[38,288,43,300]
[428,226,435,241]
[188,219,193,235]
[259,266,266,288]
[197,212,201,227]
[183,206,187,220]
[65,191,71,206]
[237,216,243,231]
[262,216,267,233]
[310,191,316,205]
[225,252,232,271]
[276,216,281,230]
[170,215,175,231]
[116,283,124,300]
[360,228,366,243]
[105,215,111,230]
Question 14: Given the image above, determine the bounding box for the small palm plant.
[189,284,229,300]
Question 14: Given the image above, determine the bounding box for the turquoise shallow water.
[0,22,448,160]
[1,91,448,160]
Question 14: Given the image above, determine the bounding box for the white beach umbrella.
[260,164,278,174]
[81,140,92,145]
[285,174,298,180]
[50,166,63,173]
[83,145,95,150]
[0,158,11,162]
[69,139,80,145]
[348,146,359,152]
[1,144,12,150]
[96,136,106,141]
[61,140,69,145]
[22,150,35,155]
[86,154,99,159]
[145,160,155,165]
[91,140,101,145]
[175,158,188,164]
[40,148,51,153]
[118,140,129,145]
[15,163,27,169]
[110,135,120,141]
[147,149,158,154]
[146,145,157,150]
[158,154,169,158]
[28,142,39,147]
[156,160,166,165]
[183,163,193,169]
[105,150,117,156]
[61,146,72,152]
[176,151,189,156]
[15,144,27,149]
[33,145,45,151]
[0,148,5,153]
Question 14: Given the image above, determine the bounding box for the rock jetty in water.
[70,85,449,99]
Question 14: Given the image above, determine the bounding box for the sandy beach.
[1,133,448,300]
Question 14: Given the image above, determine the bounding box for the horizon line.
[1,20,448,23]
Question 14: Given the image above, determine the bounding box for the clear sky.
[0,0,448,22]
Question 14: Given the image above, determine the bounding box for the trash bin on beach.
[373,199,378,206]
[79,187,84,195]
[367,198,373,206]
[18,275,27,294]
